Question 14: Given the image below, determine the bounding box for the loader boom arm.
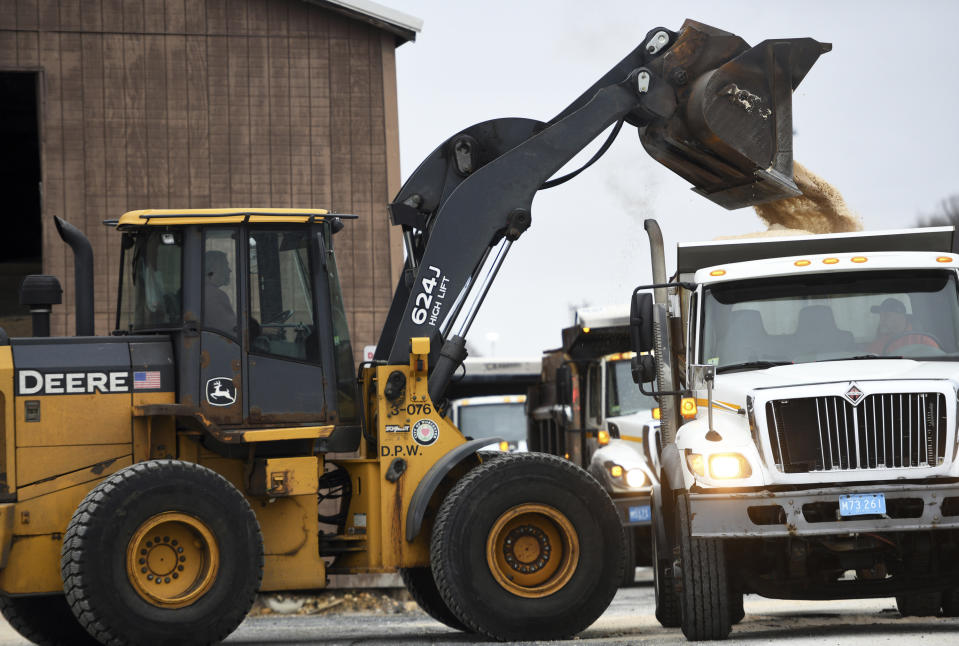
[373,19,830,404]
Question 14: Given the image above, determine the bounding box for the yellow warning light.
[610,465,624,478]
[709,269,726,277]
[937,256,953,263]
[823,258,840,265]
[851,256,868,263]
[564,453,571,460]
[680,397,698,419]
[598,430,610,446]
[498,441,509,452]
[794,259,811,267]
[582,327,591,333]
[652,407,661,420]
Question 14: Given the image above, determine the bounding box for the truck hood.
[714,359,959,405]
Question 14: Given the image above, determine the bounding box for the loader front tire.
[0,595,99,646]
[676,493,731,640]
[61,460,263,646]
[430,452,623,641]
[400,567,466,631]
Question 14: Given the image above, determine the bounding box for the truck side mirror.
[556,363,574,405]
[631,354,656,385]
[630,292,654,354]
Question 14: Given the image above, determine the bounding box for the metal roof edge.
[307,0,423,45]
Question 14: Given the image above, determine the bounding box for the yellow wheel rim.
[486,503,580,598]
[126,512,220,609]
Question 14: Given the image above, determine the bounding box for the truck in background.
[449,358,540,452]
[528,306,659,585]
[631,222,959,640]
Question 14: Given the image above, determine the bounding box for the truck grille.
[766,393,948,473]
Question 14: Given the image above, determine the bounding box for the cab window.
[248,229,318,362]
[203,229,239,338]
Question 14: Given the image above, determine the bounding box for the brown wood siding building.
[0,0,406,360]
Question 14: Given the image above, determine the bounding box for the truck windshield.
[701,269,959,369]
[606,359,657,417]
[458,402,527,442]
[116,230,182,332]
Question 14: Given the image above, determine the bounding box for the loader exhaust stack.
[54,216,95,337]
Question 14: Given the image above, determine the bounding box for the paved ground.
[1,571,958,645]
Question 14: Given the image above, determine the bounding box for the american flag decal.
[133,371,161,390]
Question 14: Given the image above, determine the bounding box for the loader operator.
[867,297,939,354]
[205,249,236,334]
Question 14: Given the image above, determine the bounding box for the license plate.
[839,493,886,517]
[628,504,651,523]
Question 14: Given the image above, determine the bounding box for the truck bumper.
[688,482,959,538]
[612,494,652,527]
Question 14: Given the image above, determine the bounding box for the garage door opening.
[0,72,42,338]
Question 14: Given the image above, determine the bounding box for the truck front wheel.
[676,493,732,640]
[61,460,263,646]
[652,500,681,628]
[430,453,623,641]
[896,592,941,617]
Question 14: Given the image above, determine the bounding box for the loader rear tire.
[676,493,731,640]
[430,452,623,641]
[400,567,466,631]
[0,595,99,646]
[61,460,263,646]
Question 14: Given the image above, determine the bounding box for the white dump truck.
[631,222,959,640]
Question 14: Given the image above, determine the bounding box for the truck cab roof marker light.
[823,257,839,265]
[794,259,811,267]
[709,269,726,276]
[851,256,868,263]
[937,256,953,263]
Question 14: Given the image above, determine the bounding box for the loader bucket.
[638,20,831,210]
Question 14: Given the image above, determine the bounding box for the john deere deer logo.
[206,378,237,406]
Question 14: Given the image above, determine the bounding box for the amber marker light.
[851,256,868,263]
[937,256,953,263]
[823,258,839,265]
[597,430,610,446]
[709,269,726,276]
[652,407,661,420]
[582,326,591,333]
[680,397,698,419]
[498,441,509,452]
[610,464,624,478]
[794,259,811,267]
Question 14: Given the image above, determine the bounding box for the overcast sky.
[387,0,959,357]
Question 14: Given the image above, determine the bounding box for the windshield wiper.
[819,354,902,362]
[717,360,792,374]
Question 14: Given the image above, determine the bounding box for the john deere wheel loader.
[0,20,827,646]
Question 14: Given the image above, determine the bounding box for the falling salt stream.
[717,161,864,239]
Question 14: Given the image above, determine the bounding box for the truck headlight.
[709,453,752,479]
[625,469,647,488]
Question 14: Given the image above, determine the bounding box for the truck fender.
[405,437,503,542]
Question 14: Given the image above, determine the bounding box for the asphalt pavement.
[1,570,958,645]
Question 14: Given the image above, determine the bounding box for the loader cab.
[114,209,358,435]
